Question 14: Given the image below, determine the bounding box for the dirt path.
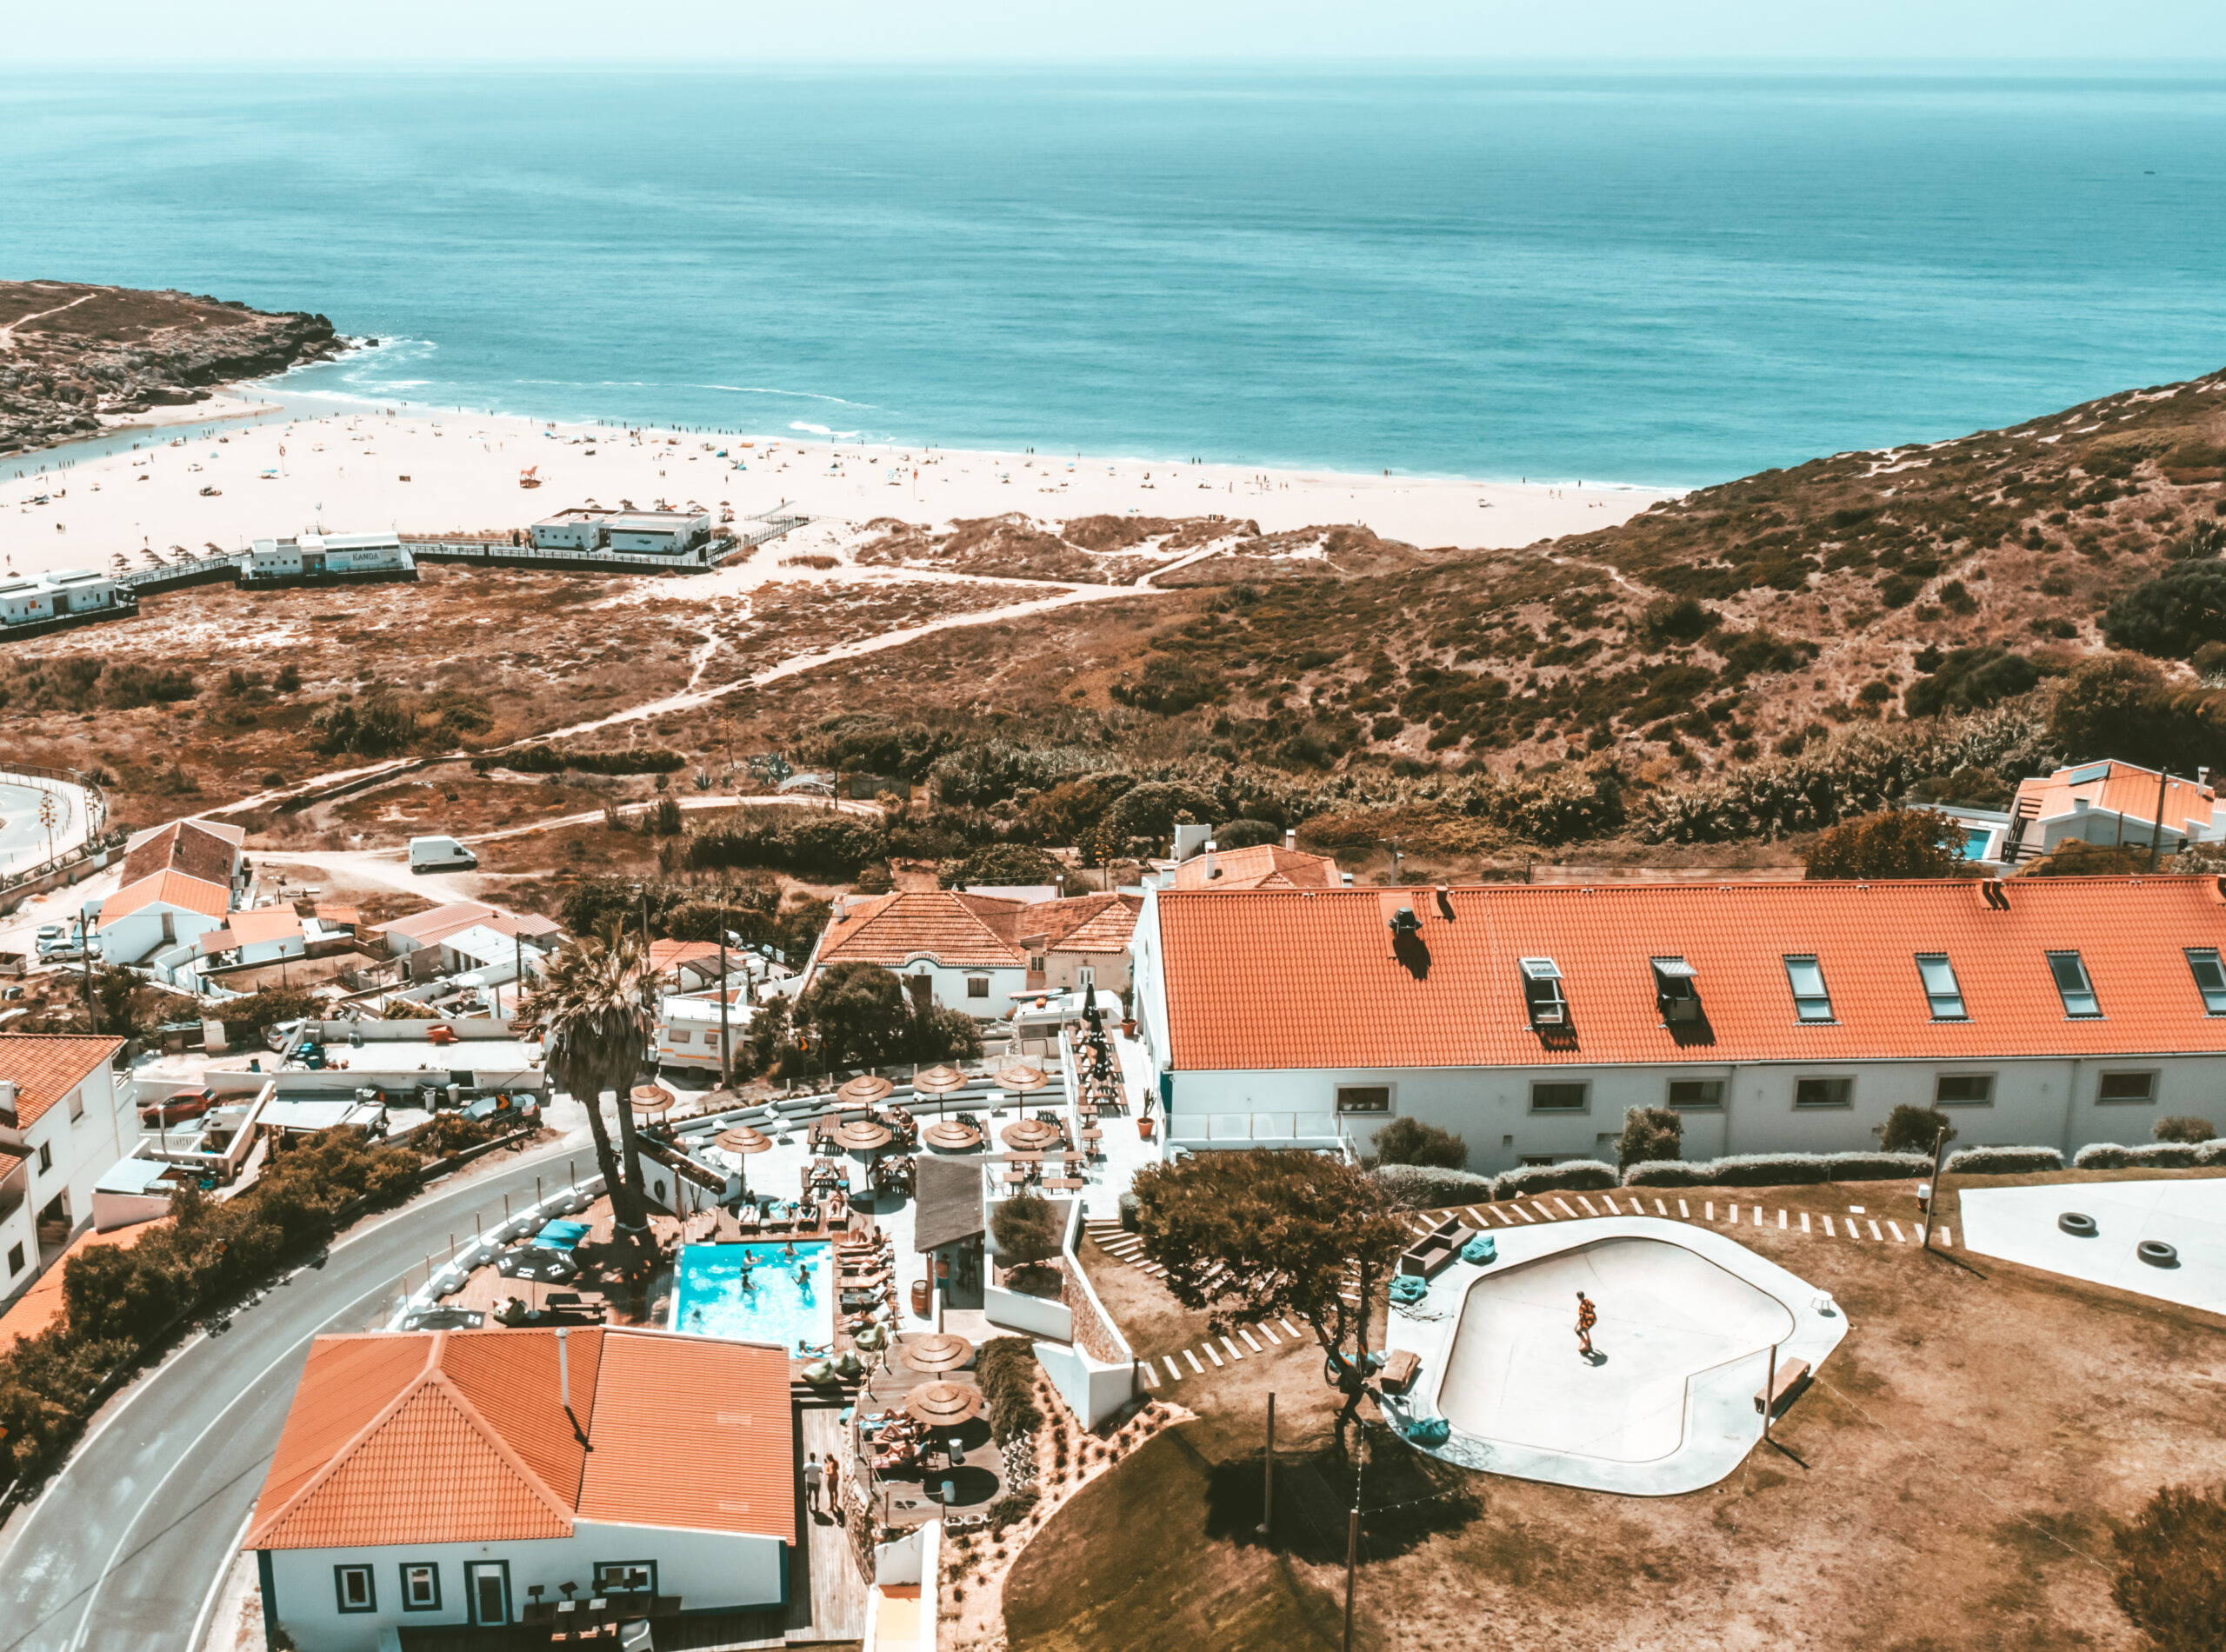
[0,292,95,352]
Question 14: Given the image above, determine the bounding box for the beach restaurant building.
[248,1326,795,1652]
[1130,876,2226,1170]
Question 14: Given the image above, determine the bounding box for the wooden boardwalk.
[793,1405,868,1642]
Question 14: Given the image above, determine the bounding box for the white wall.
[1,1060,130,1296]
[264,1520,786,1652]
[895,960,1028,1021]
[101,905,228,967]
[1162,1054,2226,1172]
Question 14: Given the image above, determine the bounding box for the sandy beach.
[0,385,1673,585]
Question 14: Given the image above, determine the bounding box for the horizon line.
[10,55,2226,73]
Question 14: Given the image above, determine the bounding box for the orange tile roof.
[247,1328,794,1551]
[650,939,727,974]
[119,818,240,891]
[1152,876,2226,1073]
[2011,761,2224,840]
[102,867,232,923]
[814,891,1028,970]
[1171,843,1339,891]
[1020,892,1142,955]
[378,902,563,948]
[223,907,309,946]
[0,1034,123,1129]
[0,1216,164,1354]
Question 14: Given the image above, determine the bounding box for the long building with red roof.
[1131,876,2226,1169]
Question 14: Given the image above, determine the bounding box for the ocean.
[4,68,2224,487]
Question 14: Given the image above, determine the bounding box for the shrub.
[2073,1142,2223,1170]
[1903,646,2043,717]
[2110,1482,2226,1651]
[1212,817,1283,849]
[1805,809,1963,880]
[1616,1106,1682,1170]
[976,1337,1043,1445]
[2029,839,2152,876]
[2154,1115,2218,1145]
[1370,1116,1469,1170]
[505,743,687,776]
[939,843,1067,889]
[1823,1150,1934,1180]
[684,809,890,879]
[1943,1145,2064,1176]
[217,988,322,1044]
[1493,1160,1616,1200]
[989,1488,1041,1534]
[2103,559,2226,657]
[1875,1104,1956,1156]
[1619,1159,1718,1187]
[1370,1163,1496,1209]
[990,1191,1066,1268]
[1640,595,1716,644]
[1703,1153,1834,1187]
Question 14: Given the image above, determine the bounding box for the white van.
[408,834,478,875]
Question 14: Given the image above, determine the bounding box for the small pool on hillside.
[669,1242,834,1356]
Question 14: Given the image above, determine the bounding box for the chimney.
[1203,840,1218,881]
[1284,829,1296,851]
[556,1326,570,1409]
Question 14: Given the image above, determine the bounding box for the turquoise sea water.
[670,1242,832,1352]
[3,70,2224,485]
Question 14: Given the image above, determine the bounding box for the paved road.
[0,1140,593,1652]
[0,777,84,880]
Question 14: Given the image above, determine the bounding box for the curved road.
[0,1139,590,1652]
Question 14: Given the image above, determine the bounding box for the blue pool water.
[670,1242,833,1354]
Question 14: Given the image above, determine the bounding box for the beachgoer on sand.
[1576,1290,1597,1356]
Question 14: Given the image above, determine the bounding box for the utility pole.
[1923,1124,1953,1251]
[1763,1343,1778,1444]
[79,903,97,1035]
[2149,767,2171,871]
[1342,1419,1365,1652]
[717,883,733,1089]
[1256,1392,1275,1541]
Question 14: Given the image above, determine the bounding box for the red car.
[140,1088,214,1127]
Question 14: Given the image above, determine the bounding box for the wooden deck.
[794,1404,868,1642]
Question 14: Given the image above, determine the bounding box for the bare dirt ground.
[996,1170,2226,1652]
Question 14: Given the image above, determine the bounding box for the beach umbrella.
[912,1063,969,1120]
[630,1082,676,1116]
[999,1118,1061,1153]
[837,1074,896,1108]
[713,1123,772,1204]
[903,1381,985,1429]
[921,1118,981,1152]
[833,1117,895,1154]
[902,1333,976,1375]
[996,1063,1050,1097]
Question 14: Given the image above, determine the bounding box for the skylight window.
[1651,957,1702,1024]
[1915,954,1965,1020]
[1519,957,1568,1027]
[2188,949,2226,1015]
[2048,951,2100,1018]
[1783,955,1834,1022]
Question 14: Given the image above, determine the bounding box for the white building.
[0,1036,134,1305]
[2002,759,2226,865]
[248,1326,795,1652]
[242,532,415,583]
[0,568,123,631]
[605,508,711,555]
[800,889,1142,1017]
[376,902,563,982]
[97,817,246,966]
[1131,876,2226,1170]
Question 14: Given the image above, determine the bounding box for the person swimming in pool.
[796,1262,814,1294]
[783,1239,799,1260]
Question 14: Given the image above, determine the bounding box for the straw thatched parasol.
[714,1125,773,1156]
[999,1118,1062,1152]
[903,1381,985,1429]
[833,1116,895,1153]
[997,1063,1050,1096]
[902,1333,976,1375]
[630,1082,676,1115]
[921,1118,982,1151]
[837,1073,896,1108]
[912,1062,970,1120]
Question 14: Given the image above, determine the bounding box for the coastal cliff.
[0,281,342,455]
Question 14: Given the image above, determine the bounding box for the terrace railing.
[1165,1111,1352,1151]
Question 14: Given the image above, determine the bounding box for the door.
[465,1561,510,1626]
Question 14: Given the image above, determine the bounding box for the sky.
[10,0,2226,66]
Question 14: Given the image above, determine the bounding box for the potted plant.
[1138,1114,1156,1140]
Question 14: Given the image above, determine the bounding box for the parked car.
[408,834,477,874]
[38,942,88,963]
[140,1088,215,1127]
[36,924,63,942]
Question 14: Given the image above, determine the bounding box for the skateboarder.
[1575,1290,1597,1356]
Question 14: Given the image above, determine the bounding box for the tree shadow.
[1202,1435,1483,1565]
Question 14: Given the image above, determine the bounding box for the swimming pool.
[669,1242,833,1355]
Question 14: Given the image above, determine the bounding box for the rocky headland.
[0,280,343,455]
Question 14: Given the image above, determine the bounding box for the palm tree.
[517,928,657,1269]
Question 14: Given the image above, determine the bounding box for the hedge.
[502,743,686,776]
[1372,1163,1496,1209]
[1494,1160,1616,1200]
[1620,1150,1931,1188]
[976,1336,1043,1446]
[2072,1140,2226,1170]
[1943,1145,2064,1176]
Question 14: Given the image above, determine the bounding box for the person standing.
[803,1452,824,1517]
[823,1451,843,1522]
[1576,1290,1597,1357]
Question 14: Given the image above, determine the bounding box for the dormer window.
[2187,949,2226,1014]
[1783,955,1834,1023]
[2048,950,2100,1018]
[1650,957,1700,1023]
[1915,954,1965,1020]
[1519,957,1568,1028]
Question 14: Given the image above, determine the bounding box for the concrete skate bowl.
[1437,1236,1794,1466]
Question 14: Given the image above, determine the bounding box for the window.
[669,1029,692,1044]
[1335,1085,1391,1114]
[1795,1076,1853,1109]
[2097,1070,2156,1104]
[1530,1081,1589,1112]
[67,1088,83,1122]
[1783,956,1834,1022]
[1518,958,1568,1028]
[703,1031,721,1051]
[1666,1078,1723,1109]
[966,976,989,999]
[1651,957,1702,1024]
[1518,1155,1556,1167]
[335,1565,377,1614]
[400,1563,442,1612]
[1935,1074,1995,1106]
[37,1142,51,1175]
[593,1562,656,1597]
[2188,949,2226,1014]
[1029,954,1047,972]
[2048,951,2100,1017]
[6,1243,22,1276]
[1915,955,1966,1020]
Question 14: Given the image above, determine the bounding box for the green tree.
[1875,1104,1956,1156]
[2105,561,2226,659]
[795,961,913,1069]
[990,1191,1066,1282]
[2029,840,2151,876]
[1211,817,1283,849]
[1131,1149,1408,1409]
[2049,654,2169,765]
[938,843,1068,889]
[517,930,658,1268]
[2111,1482,2226,1652]
[1370,1116,1468,1169]
[1616,1105,1683,1169]
[1804,809,1962,880]
[906,1003,984,1066]
[1903,646,2043,717]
